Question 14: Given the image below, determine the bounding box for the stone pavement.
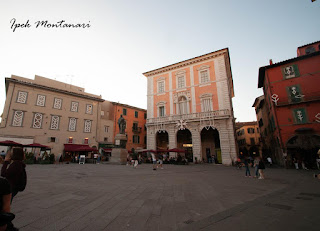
[5,163,320,231]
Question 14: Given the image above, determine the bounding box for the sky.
[0,0,319,122]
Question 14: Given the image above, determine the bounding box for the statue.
[118,115,126,134]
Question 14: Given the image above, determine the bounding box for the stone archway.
[286,133,320,169]
[177,129,193,162]
[156,131,169,150]
[200,127,221,163]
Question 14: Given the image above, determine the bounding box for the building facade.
[257,41,320,167]
[143,48,237,165]
[111,102,147,151]
[235,121,261,158]
[0,75,105,156]
[0,75,147,158]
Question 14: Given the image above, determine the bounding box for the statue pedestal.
[110,148,128,164]
[109,133,128,164]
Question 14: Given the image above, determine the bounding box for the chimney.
[269,59,273,65]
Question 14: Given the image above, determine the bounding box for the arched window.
[178,96,188,114]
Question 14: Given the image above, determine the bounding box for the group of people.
[1,147,27,231]
[240,156,266,179]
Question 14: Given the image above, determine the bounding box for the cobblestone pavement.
[5,163,320,231]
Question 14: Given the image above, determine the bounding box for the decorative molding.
[143,51,226,77]
[173,90,191,103]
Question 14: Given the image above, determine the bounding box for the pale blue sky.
[0,0,319,122]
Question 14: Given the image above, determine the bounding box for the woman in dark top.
[1,147,27,201]
[0,177,12,231]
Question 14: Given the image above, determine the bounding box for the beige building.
[143,48,237,165]
[0,75,113,156]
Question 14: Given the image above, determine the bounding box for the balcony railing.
[132,127,142,133]
[147,109,230,124]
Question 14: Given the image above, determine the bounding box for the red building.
[257,41,320,168]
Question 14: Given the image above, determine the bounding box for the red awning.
[168,148,185,153]
[64,144,97,152]
[24,143,50,149]
[102,148,112,153]
[0,140,23,146]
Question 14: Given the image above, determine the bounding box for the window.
[135,111,138,118]
[104,126,109,133]
[292,108,307,124]
[247,128,255,134]
[12,110,24,127]
[86,104,93,114]
[104,137,108,142]
[257,128,259,133]
[133,135,140,144]
[200,70,209,83]
[68,137,73,144]
[250,138,255,145]
[84,120,92,133]
[50,137,56,142]
[178,96,188,114]
[198,65,210,84]
[159,106,165,117]
[282,64,300,79]
[305,46,316,54]
[84,138,89,144]
[53,98,62,109]
[50,115,60,130]
[200,94,213,112]
[32,113,43,129]
[71,101,79,112]
[68,118,77,131]
[258,119,264,127]
[144,113,147,119]
[177,75,185,89]
[36,94,46,107]
[158,80,165,93]
[287,85,303,103]
[123,108,127,116]
[16,91,27,104]
[133,122,138,130]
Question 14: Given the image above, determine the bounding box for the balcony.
[132,127,142,133]
[147,109,230,124]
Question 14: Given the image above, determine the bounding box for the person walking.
[253,157,260,178]
[267,156,272,167]
[157,154,164,169]
[1,148,27,202]
[151,152,157,170]
[244,158,251,177]
[258,158,265,179]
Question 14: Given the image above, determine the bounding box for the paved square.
[6,163,320,231]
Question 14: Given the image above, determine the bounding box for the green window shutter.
[293,64,300,77]
[293,108,307,124]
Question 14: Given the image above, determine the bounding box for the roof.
[111,102,146,111]
[5,77,104,102]
[258,50,320,88]
[143,48,229,76]
[297,40,320,49]
[235,121,258,130]
[252,95,264,107]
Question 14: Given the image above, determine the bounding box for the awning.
[0,140,23,146]
[24,143,51,149]
[64,144,97,152]
[168,148,185,153]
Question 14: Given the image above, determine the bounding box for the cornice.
[143,49,228,77]
[6,78,104,102]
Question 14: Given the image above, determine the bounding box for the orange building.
[257,41,320,167]
[143,48,237,165]
[111,102,147,151]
